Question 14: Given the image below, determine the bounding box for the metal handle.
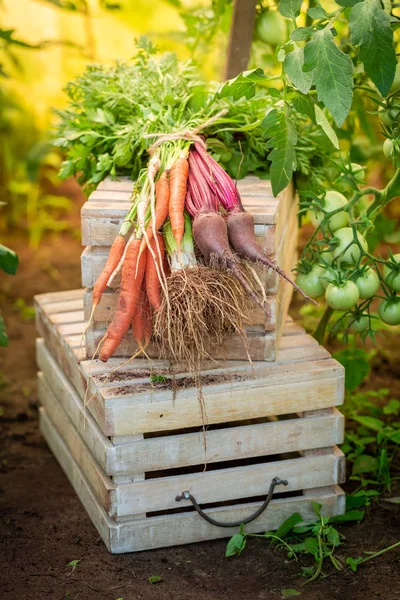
[175,477,288,528]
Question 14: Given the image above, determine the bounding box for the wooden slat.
[98,372,344,437]
[115,451,344,517]
[39,397,344,519]
[37,341,345,474]
[83,288,277,331]
[38,384,116,515]
[85,327,277,362]
[35,291,344,436]
[36,341,111,469]
[40,407,345,553]
[81,176,286,246]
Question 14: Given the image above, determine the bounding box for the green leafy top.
[55,39,335,194]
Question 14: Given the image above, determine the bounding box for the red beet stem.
[226,211,317,304]
[192,211,268,314]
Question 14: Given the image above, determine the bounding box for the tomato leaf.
[315,105,340,149]
[279,0,303,20]
[350,0,396,96]
[217,68,266,101]
[262,109,297,196]
[308,6,326,18]
[303,26,353,126]
[285,46,313,94]
[292,92,315,121]
[335,0,361,6]
[290,26,314,41]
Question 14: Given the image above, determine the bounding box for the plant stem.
[313,306,334,344]
[357,540,400,566]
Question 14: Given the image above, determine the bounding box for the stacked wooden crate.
[35,290,345,554]
[81,176,298,361]
[35,177,346,554]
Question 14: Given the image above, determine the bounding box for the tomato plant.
[309,190,349,232]
[249,0,400,344]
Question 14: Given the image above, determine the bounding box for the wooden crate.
[35,289,345,553]
[81,176,298,361]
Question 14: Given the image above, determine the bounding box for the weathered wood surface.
[34,289,344,437]
[81,199,298,332]
[37,339,344,475]
[40,407,345,553]
[38,394,344,518]
[81,177,295,246]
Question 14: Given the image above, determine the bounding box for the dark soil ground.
[1,195,400,599]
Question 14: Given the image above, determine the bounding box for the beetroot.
[226,210,314,302]
[192,211,268,314]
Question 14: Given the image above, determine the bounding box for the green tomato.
[383,139,394,159]
[378,109,393,128]
[309,190,350,232]
[319,250,334,265]
[350,163,365,183]
[319,267,337,290]
[383,253,400,292]
[349,315,370,333]
[354,268,380,299]
[325,281,360,311]
[379,107,400,126]
[332,227,368,265]
[255,11,287,46]
[378,299,400,325]
[296,265,325,299]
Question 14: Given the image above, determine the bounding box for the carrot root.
[169,157,189,250]
[100,239,146,361]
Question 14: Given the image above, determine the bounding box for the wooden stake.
[224,0,258,80]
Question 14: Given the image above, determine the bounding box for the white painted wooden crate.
[35,290,346,553]
[81,177,298,361]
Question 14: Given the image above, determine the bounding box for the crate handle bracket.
[175,476,288,528]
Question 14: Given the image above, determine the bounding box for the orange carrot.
[92,235,125,307]
[169,157,189,249]
[146,233,165,310]
[100,239,146,361]
[132,286,153,348]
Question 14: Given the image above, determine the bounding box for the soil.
[1,221,400,599]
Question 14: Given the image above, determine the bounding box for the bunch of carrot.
[96,150,190,361]
[92,142,311,363]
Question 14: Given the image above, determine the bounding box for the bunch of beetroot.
[186,143,312,308]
